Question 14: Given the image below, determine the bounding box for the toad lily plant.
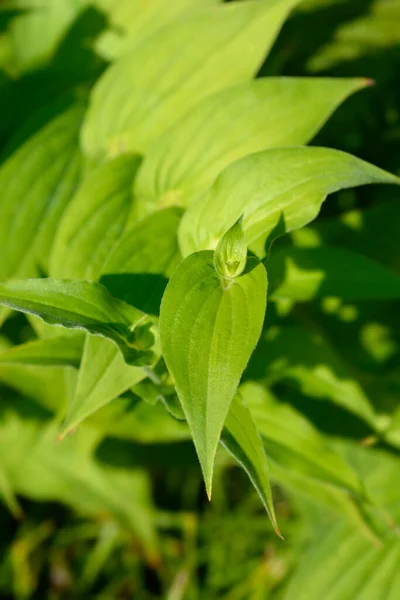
[0,0,399,538]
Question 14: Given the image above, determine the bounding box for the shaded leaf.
[249,325,376,426]
[0,336,84,367]
[101,207,182,315]
[241,382,367,497]
[268,245,400,302]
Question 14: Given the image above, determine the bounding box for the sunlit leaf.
[51,154,141,279]
[160,249,267,496]
[179,146,399,258]
[82,0,300,158]
[135,77,369,212]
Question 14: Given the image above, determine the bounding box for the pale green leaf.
[0,336,84,367]
[268,245,400,302]
[160,250,267,496]
[221,392,280,536]
[0,104,83,325]
[135,77,369,211]
[61,336,147,436]
[179,146,399,258]
[51,155,141,279]
[82,0,300,158]
[0,278,155,365]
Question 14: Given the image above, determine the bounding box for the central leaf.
[160,250,267,495]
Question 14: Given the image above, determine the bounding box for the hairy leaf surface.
[160,250,267,495]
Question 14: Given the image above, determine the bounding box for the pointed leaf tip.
[160,251,267,494]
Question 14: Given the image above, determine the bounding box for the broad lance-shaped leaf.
[179,146,400,258]
[268,245,400,302]
[222,392,281,537]
[160,234,267,496]
[0,103,83,325]
[0,279,155,366]
[60,336,148,437]
[135,77,369,212]
[0,336,84,367]
[82,0,300,158]
[50,154,141,280]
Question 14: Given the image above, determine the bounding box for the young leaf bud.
[214,216,247,280]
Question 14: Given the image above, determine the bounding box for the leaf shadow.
[100,273,170,316]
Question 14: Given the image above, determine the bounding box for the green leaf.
[268,245,400,302]
[61,336,148,436]
[9,0,89,71]
[179,146,399,258]
[0,279,155,365]
[101,207,182,315]
[50,155,141,279]
[96,0,219,60]
[0,103,83,324]
[82,0,300,158]
[135,77,369,211]
[249,324,376,426]
[240,382,367,498]
[221,392,280,536]
[160,250,267,496]
[0,336,84,367]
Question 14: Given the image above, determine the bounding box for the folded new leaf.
[0,279,155,366]
[160,221,267,497]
